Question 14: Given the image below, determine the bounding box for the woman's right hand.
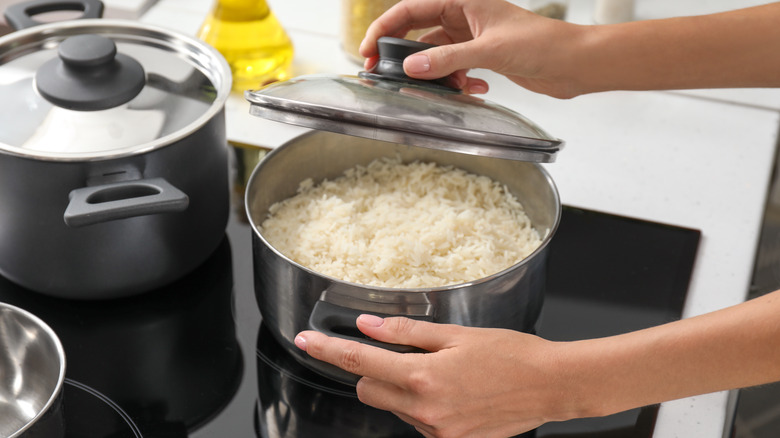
[358,0,589,98]
[359,0,780,98]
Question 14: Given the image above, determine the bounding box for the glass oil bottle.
[198,0,294,92]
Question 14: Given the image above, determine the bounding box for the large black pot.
[0,1,232,299]
[245,130,561,384]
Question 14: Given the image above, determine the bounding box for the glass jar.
[341,0,426,65]
[198,0,294,92]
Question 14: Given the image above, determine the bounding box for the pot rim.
[0,19,231,162]
[245,133,562,293]
[1,302,66,438]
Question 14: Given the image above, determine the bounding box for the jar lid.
[245,37,563,162]
[0,19,231,160]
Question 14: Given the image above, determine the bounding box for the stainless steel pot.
[0,1,232,299]
[0,302,66,438]
[245,130,561,384]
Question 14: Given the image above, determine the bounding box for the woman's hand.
[294,289,780,437]
[358,0,588,98]
[359,0,780,98]
[295,315,581,438]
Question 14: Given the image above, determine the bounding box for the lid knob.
[359,37,459,92]
[59,33,116,67]
[35,34,146,111]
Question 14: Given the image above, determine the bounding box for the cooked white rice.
[259,156,542,288]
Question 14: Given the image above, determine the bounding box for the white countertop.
[140,1,780,437]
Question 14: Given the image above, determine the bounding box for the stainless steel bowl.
[0,302,66,437]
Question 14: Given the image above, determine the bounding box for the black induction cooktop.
[0,154,700,437]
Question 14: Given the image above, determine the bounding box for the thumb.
[356,314,461,352]
[403,41,486,80]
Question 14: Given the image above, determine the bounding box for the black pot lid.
[0,20,231,160]
[245,37,563,163]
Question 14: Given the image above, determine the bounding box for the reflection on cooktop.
[0,203,699,438]
[64,378,143,438]
[0,237,243,437]
[255,323,422,438]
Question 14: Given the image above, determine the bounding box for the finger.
[447,69,467,88]
[445,70,489,93]
[387,408,437,438]
[463,76,489,94]
[355,375,407,411]
[416,27,455,46]
[294,329,420,382]
[415,428,436,438]
[402,40,491,80]
[356,315,464,352]
[357,376,436,435]
[363,55,379,72]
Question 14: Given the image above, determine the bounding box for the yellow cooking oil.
[198,0,294,93]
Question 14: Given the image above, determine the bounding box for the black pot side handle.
[308,299,431,353]
[3,0,104,31]
[307,299,432,384]
[64,178,189,228]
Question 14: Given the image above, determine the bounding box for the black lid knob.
[59,33,116,67]
[359,37,459,92]
[35,34,146,111]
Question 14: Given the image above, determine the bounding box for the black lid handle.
[359,37,459,92]
[373,37,433,81]
[3,0,104,31]
[35,34,146,111]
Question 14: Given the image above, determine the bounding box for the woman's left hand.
[294,315,575,438]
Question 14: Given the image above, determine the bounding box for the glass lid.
[245,37,563,162]
[0,20,230,160]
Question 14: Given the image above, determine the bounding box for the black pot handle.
[307,299,431,384]
[4,0,104,31]
[63,177,189,227]
[308,300,431,354]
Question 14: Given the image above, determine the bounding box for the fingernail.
[294,334,307,351]
[468,83,489,94]
[358,314,384,327]
[405,54,431,74]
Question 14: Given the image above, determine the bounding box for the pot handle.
[308,300,431,354]
[4,0,104,31]
[64,177,189,227]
